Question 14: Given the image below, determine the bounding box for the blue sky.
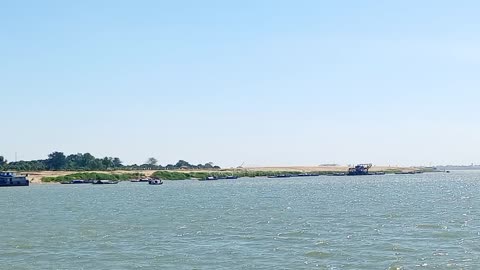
[1,0,479,167]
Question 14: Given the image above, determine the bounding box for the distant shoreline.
[20,165,428,183]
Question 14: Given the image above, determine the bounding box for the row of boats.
[331,171,424,176]
[331,171,386,176]
[200,175,239,181]
[267,171,425,177]
[267,173,320,178]
[40,171,431,186]
[135,178,163,185]
[61,179,118,185]
[394,171,425,175]
[61,178,163,185]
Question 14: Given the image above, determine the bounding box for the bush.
[42,172,144,182]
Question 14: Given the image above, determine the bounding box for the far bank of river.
[20,165,432,183]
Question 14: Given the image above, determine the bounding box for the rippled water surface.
[1,172,480,269]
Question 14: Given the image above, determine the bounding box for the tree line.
[0,152,220,171]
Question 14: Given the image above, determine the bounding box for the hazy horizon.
[2,1,479,167]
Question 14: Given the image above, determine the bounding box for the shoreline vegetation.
[42,172,145,183]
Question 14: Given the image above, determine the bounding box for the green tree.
[175,160,192,168]
[112,157,122,168]
[101,157,113,169]
[0,156,7,169]
[81,153,96,168]
[204,162,214,169]
[91,159,103,170]
[66,153,83,169]
[47,152,67,170]
[146,157,158,166]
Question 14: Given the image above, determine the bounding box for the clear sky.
[1,0,479,167]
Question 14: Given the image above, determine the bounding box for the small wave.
[277,231,319,238]
[415,224,446,230]
[387,265,404,270]
[382,213,402,219]
[305,251,331,258]
[433,250,448,256]
[15,244,33,249]
[390,245,415,253]
[432,231,463,239]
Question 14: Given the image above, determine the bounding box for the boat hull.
[0,181,29,187]
[148,180,163,185]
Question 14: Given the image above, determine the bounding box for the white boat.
[148,179,163,185]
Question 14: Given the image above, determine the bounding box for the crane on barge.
[347,164,372,176]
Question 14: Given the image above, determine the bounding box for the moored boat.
[0,172,29,187]
[297,173,320,177]
[395,171,416,175]
[92,180,119,185]
[61,179,90,184]
[148,179,163,185]
[347,164,372,176]
[268,174,292,178]
[199,176,218,181]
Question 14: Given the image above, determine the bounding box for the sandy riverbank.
[23,170,157,184]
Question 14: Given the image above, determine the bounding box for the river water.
[1,171,479,269]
